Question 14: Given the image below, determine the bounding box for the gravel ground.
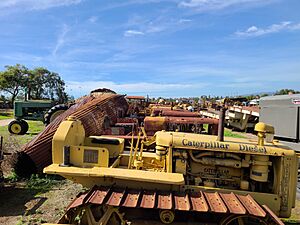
[0,180,83,225]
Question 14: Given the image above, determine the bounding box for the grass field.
[0,120,45,147]
[224,128,247,139]
[0,109,13,120]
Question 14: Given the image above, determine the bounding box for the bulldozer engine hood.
[155,131,295,157]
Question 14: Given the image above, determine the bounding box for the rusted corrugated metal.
[65,186,283,225]
[13,93,128,177]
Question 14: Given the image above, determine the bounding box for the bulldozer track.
[63,186,284,225]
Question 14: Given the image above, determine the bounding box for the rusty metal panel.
[157,192,173,210]
[67,187,284,225]
[67,193,87,210]
[140,191,156,209]
[144,116,167,135]
[166,117,218,125]
[190,192,209,212]
[237,194,266,217]
[106,189,125,206]
[162,110,200,117]
[262,205,285,225]
[220,192,246,214]
[204,192,227,213]
[126,96,145,100]
[122,190,141,208]
[87,187,110,205]
[174,193,190,211]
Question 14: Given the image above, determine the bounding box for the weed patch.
[224,129,246,139]
[26,174,63,193]
[5,170,20,182]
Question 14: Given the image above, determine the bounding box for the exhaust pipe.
[217,107,226,142]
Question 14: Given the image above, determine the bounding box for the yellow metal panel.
[155,131,296,156]
[85,136,125,158]
[44,164,185,185]
[52,120,85,164]
[69,146,109,167]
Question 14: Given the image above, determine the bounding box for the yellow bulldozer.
[44,116,298,225]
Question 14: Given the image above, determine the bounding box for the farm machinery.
[8,100,69,135]
[43,115,298,225]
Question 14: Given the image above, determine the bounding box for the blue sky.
[0,0,299,98]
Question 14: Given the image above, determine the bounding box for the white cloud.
[178,0,275,11]
[246,26,258,32]
[178,18,192,24]
[52,24,70,56]
[124,30,145,37]
[0,0,82,10]
[146,25,165,33]
[66,80,208,97]
[88,16,98,23]
[289,23,300,30]
[124,16,193,37]
[235,21,300,37]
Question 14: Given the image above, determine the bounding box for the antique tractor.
[8,100,68,135]
[44,117,297,225]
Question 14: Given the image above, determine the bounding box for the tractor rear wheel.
[19,120,29,134]
[44,104,69,125]
[8,120,28,135]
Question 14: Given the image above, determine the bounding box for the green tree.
[0,64,28,103]
[275,89,300,95]
[28,67,68,103]
[259,93,269,97]
[44,71,68,103]
[26,67,47,99]
[0,64,68,104]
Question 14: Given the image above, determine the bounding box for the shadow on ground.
[0,186,47,217]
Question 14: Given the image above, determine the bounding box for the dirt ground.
[0,179,300,225]
[287,185,300,223]
[0,180,83,225]
[0,119,13,127]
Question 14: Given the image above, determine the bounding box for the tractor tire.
[8,120,27,135]
[44,104,69,126]
[20,120,29,134]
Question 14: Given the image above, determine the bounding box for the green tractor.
[8,100,69,135]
